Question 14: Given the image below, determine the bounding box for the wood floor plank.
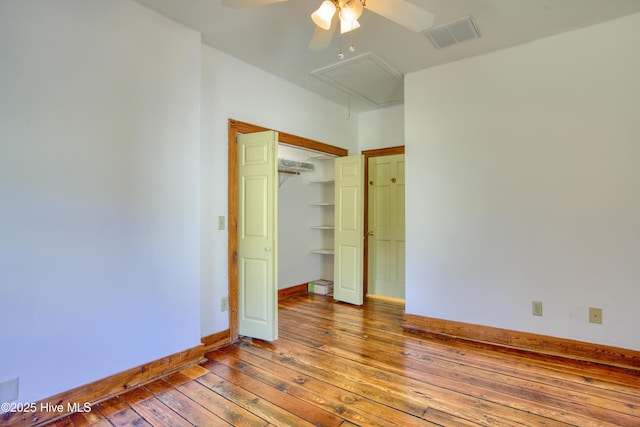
[155,388,230,426]
[143,379,174,396]
[38,294,640,427]
[310,334,632,426]
[74,405,108,425]
[68,412,92,427]
[209,346,438,426]
[94,396,129,418]
[178,365,209,380]
[106,407,152,427]
[176,379,267,427]
[240,335,562,427]
[279,315,640,424]
[288,300,640,392]
[130,396,193,427]
[196,371,317,427]
[277,299,639,426]
[202,358,344,427]
[162,372,194,388]
[282,301,640,397]
[40,419,72,427]
[85,420,111,427]
[119,387,154,406]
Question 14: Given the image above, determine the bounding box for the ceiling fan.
[222,0,435,53]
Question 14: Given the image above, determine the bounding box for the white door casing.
[333,155,364,305]
[237,131,278,341]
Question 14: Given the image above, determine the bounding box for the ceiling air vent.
[424,15,480,49]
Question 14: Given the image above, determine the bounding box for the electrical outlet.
[221,297,229,312]
[589,307,602,324]
[218,216,226,231]
[0,377,19,404]
[532,301,543,316]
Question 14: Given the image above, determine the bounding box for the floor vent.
[424,15,480,49]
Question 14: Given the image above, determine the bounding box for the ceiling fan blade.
[308,15,338,51]
[365,0,435,32]
[222,0,287,8]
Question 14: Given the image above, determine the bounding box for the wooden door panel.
[334,155,364,305]
[369,154,405,299]
[238,131,278,341]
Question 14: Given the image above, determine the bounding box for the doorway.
[227,119,347,342]
[363,146,405,300]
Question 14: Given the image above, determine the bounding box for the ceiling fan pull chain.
[338,30,344,59]
[349,23,356,52]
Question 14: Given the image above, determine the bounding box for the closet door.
[333,155,364,305]
[237,131,278,341]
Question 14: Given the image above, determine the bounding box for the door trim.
[362,145,405,296]
[228,119,348,342]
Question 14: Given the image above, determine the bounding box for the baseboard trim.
[367,294,405,304]
[403,313,640,372]
[201,329,231,352]
[1,345,205,427]
[278,283,309,300]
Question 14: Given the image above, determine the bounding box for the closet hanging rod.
[278,158,315,174]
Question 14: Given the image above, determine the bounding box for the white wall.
[0,0,202,402]
[405,13,640,350]
[359,105,404,151]
[200,45,359,336]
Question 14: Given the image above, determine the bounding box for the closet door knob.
[368,230,374,236]
[391,177,397,183]
[265,247,271,252]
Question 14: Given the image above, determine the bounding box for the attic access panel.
[311,52,404,108]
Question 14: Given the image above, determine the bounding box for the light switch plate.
[218,216,225,231]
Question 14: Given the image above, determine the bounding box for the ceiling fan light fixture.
[338,0,363,23]
[311,0,337,30]
[340,18,360,34]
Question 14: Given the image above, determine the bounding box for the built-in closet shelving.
[307,155,335,256]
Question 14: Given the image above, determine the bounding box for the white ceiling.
[135,0,640,112]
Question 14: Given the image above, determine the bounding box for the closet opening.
[228,119,347,343]
[278,144,338,301]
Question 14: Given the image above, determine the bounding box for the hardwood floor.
[44,295,640,426]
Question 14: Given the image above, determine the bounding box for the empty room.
[1,0,639,426]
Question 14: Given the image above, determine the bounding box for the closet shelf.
[308,179,335,184]
[310,249,334,255]
[309,202,334,207]
[310,225,334,230]
[307,153,337,161]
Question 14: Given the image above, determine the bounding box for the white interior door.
[333,155,364,305]
[368,154,405,299]
[237,131,278,341]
